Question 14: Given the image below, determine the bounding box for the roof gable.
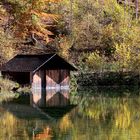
[37,54,77,72]
[0,53,77,72]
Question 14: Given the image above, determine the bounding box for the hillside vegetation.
[0,0,140,72]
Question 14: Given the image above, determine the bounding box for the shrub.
[0,77,18,92]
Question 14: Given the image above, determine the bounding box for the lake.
[1,87,140,140]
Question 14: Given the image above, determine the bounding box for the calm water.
[1,87,140,140]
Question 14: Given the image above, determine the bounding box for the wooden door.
[46,69,70,89]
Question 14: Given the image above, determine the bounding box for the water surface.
[1,87,140,140]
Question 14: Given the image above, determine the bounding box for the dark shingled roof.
[0,53,77,72]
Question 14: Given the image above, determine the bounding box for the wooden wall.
[32,69,70,89]
[46,69,70,89]
[32,70,42,90]
[31,69,70,107]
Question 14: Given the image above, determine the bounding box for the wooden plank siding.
[32,70,42,90]
[46,69,70,89]
[32,69,70,90]
[31,69,70,107]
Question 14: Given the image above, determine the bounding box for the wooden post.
[135,0,139,19]
[40,70,46,107]
[30,72,33,85]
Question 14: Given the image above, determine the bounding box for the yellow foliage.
[87,52,106,72]
[58,36,71,59]
[115,43,132,71]
[0,30,16,64]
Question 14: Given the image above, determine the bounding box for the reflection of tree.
[2,89,140,140]
[115,104,131,129]
[0,112,30,139]
[0,110,53,139]
[69,89,140,140]
[59,114,73,132]
[34,126,53,140]
[47,111,74,140]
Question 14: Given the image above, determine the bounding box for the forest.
[0,0,140,72]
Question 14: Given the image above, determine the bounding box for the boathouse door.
[32,69,70,90]
[46,69,70,90]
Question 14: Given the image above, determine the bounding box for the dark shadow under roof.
[0,53,77,72]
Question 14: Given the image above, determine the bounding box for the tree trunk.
[135,0,139,19]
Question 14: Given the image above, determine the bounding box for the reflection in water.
[46,90,70,107]
[31,88,70,107]
[1,88,140,139]
[33,126,53,139]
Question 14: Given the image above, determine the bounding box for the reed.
[0,77,18,103]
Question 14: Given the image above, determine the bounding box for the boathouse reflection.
[30,89,70,108]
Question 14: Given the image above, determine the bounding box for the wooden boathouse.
[0,53,77,90]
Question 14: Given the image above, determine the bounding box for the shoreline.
[74,71,140,86]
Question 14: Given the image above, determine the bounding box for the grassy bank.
[0,77,18,103]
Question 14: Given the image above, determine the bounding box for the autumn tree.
[0,0,60,45]
[0,3,16,64]
[58,0,140,71]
